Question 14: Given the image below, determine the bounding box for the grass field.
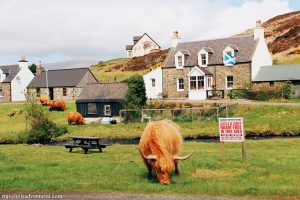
[0,138,299,198]
[1,102,300,143]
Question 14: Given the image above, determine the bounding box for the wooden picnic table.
[64,136,111,154]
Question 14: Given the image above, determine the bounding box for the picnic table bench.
[64,136,111,154]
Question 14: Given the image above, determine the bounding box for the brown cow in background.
[138,119,193,185]
[49,100,66,111]
[39,96,51,106]
[68,112,86,125]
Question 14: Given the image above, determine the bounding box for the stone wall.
[0,83,11,102]
[162,63,251,98]
[27,87,83,101]
[162,67,192,99]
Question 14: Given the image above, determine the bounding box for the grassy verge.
[1,102,300,143]
[0,138,299,197]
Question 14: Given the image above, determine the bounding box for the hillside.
[91,49,169,81]
[239,11,300,64]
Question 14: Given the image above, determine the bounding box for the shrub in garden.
[23,93,68,144]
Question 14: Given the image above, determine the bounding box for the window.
[63,88,67,96]
[151,78,156,87]
[88,103,97,114]
[0,85,2,96]
[207,76,213,88]
[104,105,111,116]
[201,54,207,66]
[226,76,233,89]
[177,56,183,67]
[177,78,184,91]
[190,76,204,90]
[36,88,40,97]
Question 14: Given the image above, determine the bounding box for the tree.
[29,63,37,74]
[123,74,147,109]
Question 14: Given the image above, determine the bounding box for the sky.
[0,0,298,65]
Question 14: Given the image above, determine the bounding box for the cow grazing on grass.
[138,119,193,185]
[68,112,86,125]
[49,100,66,111]
[39,96,51,106]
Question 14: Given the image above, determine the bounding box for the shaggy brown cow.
[49,100,66,111]
[138,119,193,185]
[39,96,50,106]
[68,112,86,125]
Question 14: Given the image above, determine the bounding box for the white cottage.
[126,33,161,58]
[143,67,163,99]
[0,57,34,102]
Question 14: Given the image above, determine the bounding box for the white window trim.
[189,76,205,91]
[151,78,156,88]
[104,105,111,116]
[198,49,209,67]
[175,51,185,69]
[226,76,234,90]
[177,78,184,91]
[207,76,213,89]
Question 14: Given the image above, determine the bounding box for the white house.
[143,67,162,99]
[126,33,161,58]
[161,20,272,100]
[0,57,34,102]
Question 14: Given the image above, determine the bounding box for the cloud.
[0,0,292,64]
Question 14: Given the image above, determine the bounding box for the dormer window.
[200,54,207,66]
[178,56,183,67]
[175,50,190,69]
[223,45,238,66]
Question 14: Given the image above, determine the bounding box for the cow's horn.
[174,151,194,161]
[137,148,157,160]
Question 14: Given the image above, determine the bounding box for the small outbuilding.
[76,82,128,117]
[253,64,300,98]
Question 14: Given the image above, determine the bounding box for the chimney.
[254,20,264,40]
[36,60,45,75]
[18,56,28,69]
[171,31,181,48]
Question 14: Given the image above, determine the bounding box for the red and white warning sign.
[219,118,244,142]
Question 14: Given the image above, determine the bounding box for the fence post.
[216,107,219,120]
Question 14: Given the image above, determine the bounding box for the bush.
[23,93,68,144]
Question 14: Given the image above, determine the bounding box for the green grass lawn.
[0,138,299,198]
[1,102,300,143]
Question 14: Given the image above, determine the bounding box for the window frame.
[207,76,213,88]
[151,78,156,88]
[88,103,97,115]
[201,54,207,66]
[63,87,67,96]
[36,88,40,97]
[177,56,183,67]
[104,105,111,116]
[226,76,234,89]
[189,76,205,90]
[177,78,184,91]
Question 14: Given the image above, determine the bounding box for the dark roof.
[0,65,20,83]
[76,83,128,103]
[163,35,256,68]
[197,66,213,75]
[28,68,90,87]
[253,65,300,82]
[126,45,134,50]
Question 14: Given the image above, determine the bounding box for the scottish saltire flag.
[224,54,237,66]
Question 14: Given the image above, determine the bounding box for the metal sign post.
[219,118,246,163]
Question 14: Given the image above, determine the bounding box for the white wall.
[11,62,34,101]
[0,69,5,82]
[143,67,162,99]
[187,67,207,100]
[251,38,272,80]
[130,34,160,57]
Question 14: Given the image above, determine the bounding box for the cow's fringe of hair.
[148,122,175,172]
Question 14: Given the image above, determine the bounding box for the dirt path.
[0,191,259,200]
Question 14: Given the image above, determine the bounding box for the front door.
[49,87,54,100]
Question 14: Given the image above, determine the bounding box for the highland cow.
[138,119,193,184]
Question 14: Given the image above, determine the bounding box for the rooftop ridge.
[179,34,254,46]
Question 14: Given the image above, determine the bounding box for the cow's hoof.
[174,172,180,176]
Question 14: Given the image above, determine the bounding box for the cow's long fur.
[68,112,86,125]
[139,119,183,184]
[49,100,66,111]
